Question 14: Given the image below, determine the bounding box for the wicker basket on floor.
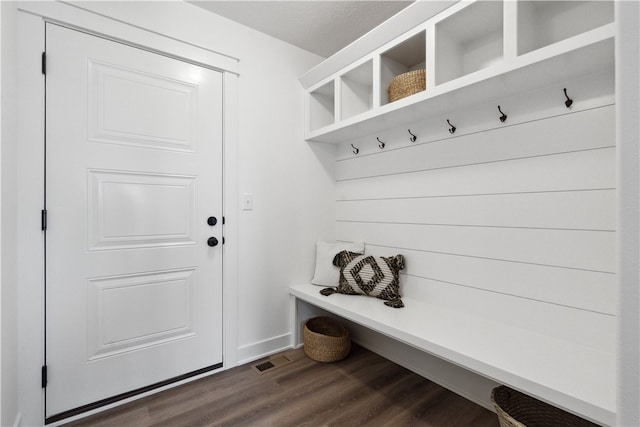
[388,69,426,102]
[491,386,599,427]
[303,317,350,362]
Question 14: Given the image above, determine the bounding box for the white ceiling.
[188,1,415,58]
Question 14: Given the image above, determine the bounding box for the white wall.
[231,26,337,361]
[67,0,337,362]
[8,1,335,425]
[1,2,20,426]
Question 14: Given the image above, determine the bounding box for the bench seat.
[290,282,615,426]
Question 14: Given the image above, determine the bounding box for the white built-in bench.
[290,282,615,426]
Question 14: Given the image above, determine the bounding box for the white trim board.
[18,1,239,74]
[237,333,292,366]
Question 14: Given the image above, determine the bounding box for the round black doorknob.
[207,216,217,226]
[207,237,219,247]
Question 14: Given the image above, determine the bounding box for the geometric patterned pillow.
[320,250,405,308]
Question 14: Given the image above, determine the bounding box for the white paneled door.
[45,24,223,419]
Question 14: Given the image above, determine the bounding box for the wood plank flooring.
[64,344,499,427]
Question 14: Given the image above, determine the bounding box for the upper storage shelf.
[517,1,614,55]
[380,30,426,106]
[435,0,504,85]
[301,0,615,143]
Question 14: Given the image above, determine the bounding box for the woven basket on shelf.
[303,317,350,362]
[491,386,599,427]
[388,69,426,103]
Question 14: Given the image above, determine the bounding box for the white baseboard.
[237,333,292,366]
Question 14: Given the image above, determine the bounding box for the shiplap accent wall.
[334,70,616,355]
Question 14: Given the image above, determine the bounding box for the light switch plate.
[242,193,253,210]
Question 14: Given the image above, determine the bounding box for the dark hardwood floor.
[64,344,499,427]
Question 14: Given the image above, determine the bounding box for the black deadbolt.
[207,237,219,247]
[207,216,217,226]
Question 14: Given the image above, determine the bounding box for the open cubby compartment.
[435,0,504,85]
[380,29,426,106]
[340,59,373,120]
[517,1,614,56]
[309,80,335,131]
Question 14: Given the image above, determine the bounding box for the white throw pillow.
[310,241,365,287]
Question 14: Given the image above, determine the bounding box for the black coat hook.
[408,129,417,142]
[563,88,573,108]
[351,144,359,155]
[377,137,385,149]
[447,119,456,134]
[497,105,507,123]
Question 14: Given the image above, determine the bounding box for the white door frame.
[16,3,239,425]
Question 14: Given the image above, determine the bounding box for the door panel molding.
[87,268,197,360]
[88,169,197,250]
[88,59,199,152]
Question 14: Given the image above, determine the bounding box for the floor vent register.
[252,355,292,375]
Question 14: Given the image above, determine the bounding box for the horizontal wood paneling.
[333,99,616,355]
[397,274,616,352]
[364,246,616,315]
[337,190,615,231]
[336,148,615,200]
[337,221,615,272]
[335,105,614,181]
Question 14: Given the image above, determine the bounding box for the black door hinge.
[41,52,46,75]
[41,365,48,388]
[41,209,48,231]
